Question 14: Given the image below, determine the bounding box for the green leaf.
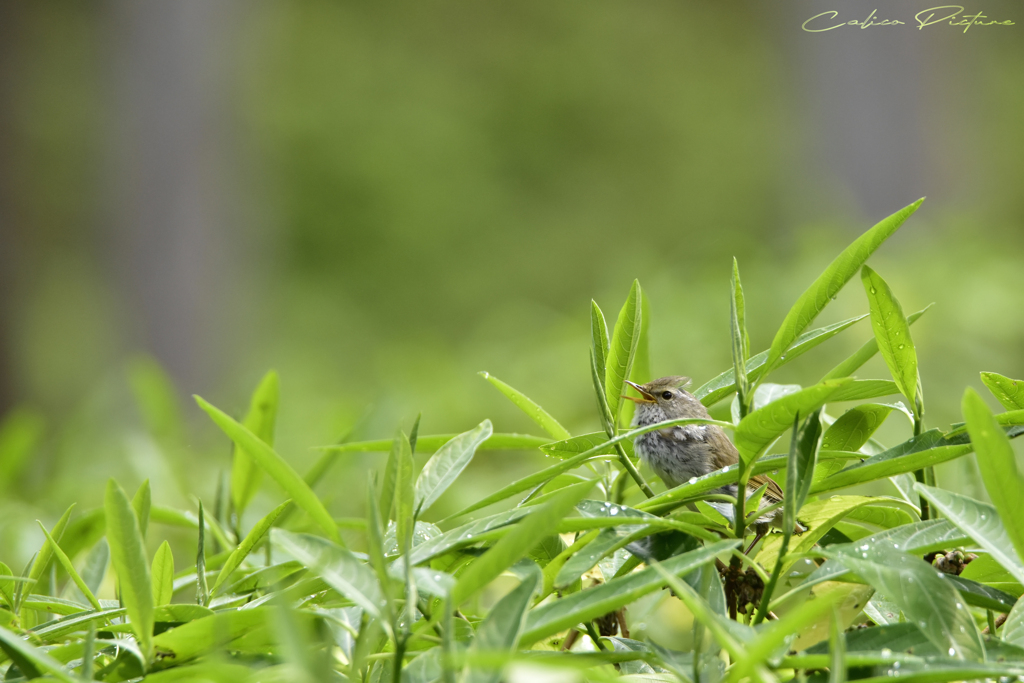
[591,300,610,392]
[824,379,899,402]
[465,568,540,683]
[622,290,652,427]
[605,280,643,430]
[151,541,174,607]
[785,411,821,536]
[195,502,209,607]
[132,480,151,538]
[811,431,973,494]
[1004,596,1024,647]
[963,387,1024,563]
[324,432,548,454]
[861,266,921,414]
[696,315,867,407]
[104,479,154,663]
[210,500,290,597]
[151,606,269,667]
[0,624,77,683]
[395,429,415,552]
[194,395,340,543]
[415,421,493,514]
[821,404,899,452]
[730,258,751,414]
[521,539,738,645]
[823,306,931,381]
[980,371,1024,410]
[272,529,385,622]
[735,379,852,466]
[915,483,1024,585]
[540,431,635,460]
[36,522,101,611]
[450,481,593,606]
[479,374,569,441]
[0,406,45,487]
[823,545,984,661]
[408,508,532,566]
[24,504,75,607]
[230,371,279,518]
[762,198,923,380]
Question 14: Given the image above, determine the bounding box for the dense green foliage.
[4,199,1024,681]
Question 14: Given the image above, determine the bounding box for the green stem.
[733,467,749,540]
[912,415,930,520]
[615,443,654,498]
[585,622,608,651]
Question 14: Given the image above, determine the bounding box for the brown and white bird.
[625,375,796,533]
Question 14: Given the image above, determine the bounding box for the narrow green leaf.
[1004,596,1024,647]
[151,542,174,607]
[231,371,279,518]
[861,266,920,413]
[194,396,340,543]
[980,371,1024,410]
[195,502,209,607]
[132,480,151,538]
[540,431,634,460]
[785,411,821,535]
[104,479,154,663]
[916,483,1024,585]
[36,522,101,611]
[395,429,414,552]
[0,624,77,683]
[25,503,75,604]
[829,608,847,683]
[730,258,750,414]
[379,431,401,522]
[210,500,291,597]
[408,508,532,566]
[450,481,593,606]
[623,292,653,428]
[415,421,493,514]
[521,540,738,645]
[479,374,569,441]
[697,315,867,407]
[823,306,931,381]
[963,387,1024,563]
[823,545,984,661]
[762,198,923,379]
[365,476,394,618]
[322,433,549,454]
[465,569,540,683]
[825,380,899,402]
[150,606,270,666]
[822,404,898,452]
[272,529,385,622]
[735,379,852,465]
[591,300,610,392]
[604,280,643,429]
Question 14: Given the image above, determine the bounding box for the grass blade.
[963,386,1024,563]
[450,480,593,606]
[231,371,279,519]
[210,500,291,597]
[195,395,340,543]
[24,503,75,608]
[151,541,174,607]
[415,421,493,514]
[861,266,921,415]
[762,199,924,381]
[604,280,642,430]
[479,374,569,441]
[105,479,154,663]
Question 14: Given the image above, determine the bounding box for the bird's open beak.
[623,380,656,403]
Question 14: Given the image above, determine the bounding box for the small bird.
[625,375,800,538]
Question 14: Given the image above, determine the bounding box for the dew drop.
[893,662,901,670]
[881,649,892,656]
[948,647,956,656]
[609,508,619,516]
[898,344,905,350]
[870,287,877,294]
[892,543,900,549]
[688,477,698,485]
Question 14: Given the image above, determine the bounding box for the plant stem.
[585,622,608,651]
[912,414,931,520]
[615,443,654,498]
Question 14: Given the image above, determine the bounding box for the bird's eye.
[661,391,673,400]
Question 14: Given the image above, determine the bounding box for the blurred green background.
[0,0,1022,618]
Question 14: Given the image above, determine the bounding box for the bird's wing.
[750,473,785,503]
